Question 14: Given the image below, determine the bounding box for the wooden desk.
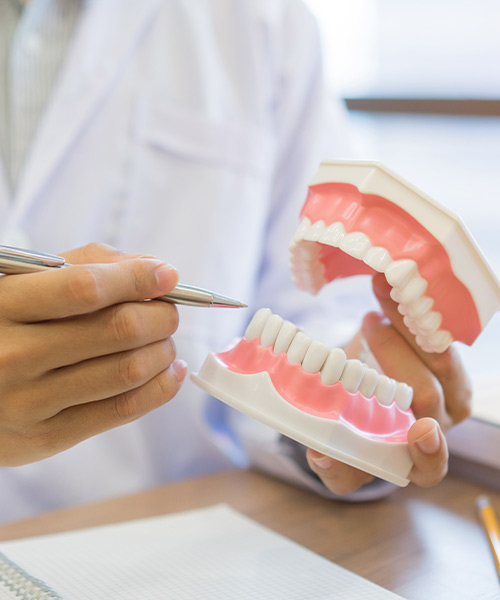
[1,469,499,599]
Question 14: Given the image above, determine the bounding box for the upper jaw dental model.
[192,160,500,487]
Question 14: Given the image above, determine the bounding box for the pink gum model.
[290,160,500,353]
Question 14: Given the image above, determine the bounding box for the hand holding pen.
[0,242,246,467]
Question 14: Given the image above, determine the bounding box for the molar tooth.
[260,314,284,348]
[394,382,413,411]
[320,222,345,247]
[302,340,330,374]
[273,320,297,354]
[407,296,434,318]
[418,311,442,335]
[320,347,347,385]
[358,367,379,398]
[415,336,437,353]
[339,232,371,259]
[340,359,365,393]
[363,246,392,272]
[303,220,326,242]
[245,308,272,341]
[398,276,428,305]
[390,287,403,303]
[374,375,397,406]
[427,330,453,353]
[385,259,418,288]
[286,332,313,364]
[291,217,311,244]
[397,303,411,316]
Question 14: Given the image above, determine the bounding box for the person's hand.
[0,243,187,466]
[306,272,472,494]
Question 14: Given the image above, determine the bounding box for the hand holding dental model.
[193,160,500,492]
[0,243,186,466]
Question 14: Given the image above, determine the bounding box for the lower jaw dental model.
[192,160,500,487]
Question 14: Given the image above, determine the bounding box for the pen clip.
[0,245,66,268]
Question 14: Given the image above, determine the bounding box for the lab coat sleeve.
[221,1,395,501]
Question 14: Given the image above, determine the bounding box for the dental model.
[290,160,500,353]
[192,160,500,486]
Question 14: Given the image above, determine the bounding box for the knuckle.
[113,392,141,423]
[109,304,143,344]
[65,267,103,309]
[117,351,150,388]
[413,380,443,415]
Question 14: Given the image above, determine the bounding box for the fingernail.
[310,455,334,470]
[154,262,177,289]
[172,359,188,383]
[416,425,441,454]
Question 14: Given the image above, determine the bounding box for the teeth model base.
[290,160,500,353]
[192,308,416,487]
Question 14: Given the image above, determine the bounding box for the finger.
[61,242,137,265]
[9,300,179,375]
[27,339,177,420]
[10,361,188,465]
[306,449,374,495]
[0,257,178,322]
[371,274,472,424]
[408,418,449,487]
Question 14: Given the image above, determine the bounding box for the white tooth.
[403,315,420,331]
[374,375,397,406]
[320,347,347,385]
[363,246,392,272]
[415,337,437,353]
[340,359,365,393]
[291,217,311,244]
[339,232,371,259]
[302,340,330,374]
[385,259,418,288]
[358,367,379,398]
[407,296,434,318]
[273,320,297,354]
[398,276,428,305]
[304,220,326,242]
[245,308,272,341]
[390,287,403,303]
[418,311,442,334]
[320,222,345,247]
[260,314,284,348]
[427,330,453,352]
[287,332,313,364]
[397,303,411,316]
[394,382,413,411]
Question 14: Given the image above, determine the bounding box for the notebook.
[0,504,405,599]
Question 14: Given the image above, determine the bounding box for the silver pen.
[0,245,247,308]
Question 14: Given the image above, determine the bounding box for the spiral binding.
[0,552,65,599]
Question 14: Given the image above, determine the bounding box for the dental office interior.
[306,0,500,477]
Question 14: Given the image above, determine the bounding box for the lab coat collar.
[12,0,162,218]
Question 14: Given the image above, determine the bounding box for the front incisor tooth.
[358,367,379,398]
[339,232,371,259]
[320,347,347,385]
[286,332,313,364]
[340,359,365,393]
[394,382,413,411]
[374,375,397,406]
[363,246,393,272]
[273,320,297,354]
[385,259,418,288]
[302,340,330,374]
[245,308,272,341]
[320,222,345,247]
[260,314,284,348]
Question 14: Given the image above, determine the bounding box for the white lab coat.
[0,0,378,523]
